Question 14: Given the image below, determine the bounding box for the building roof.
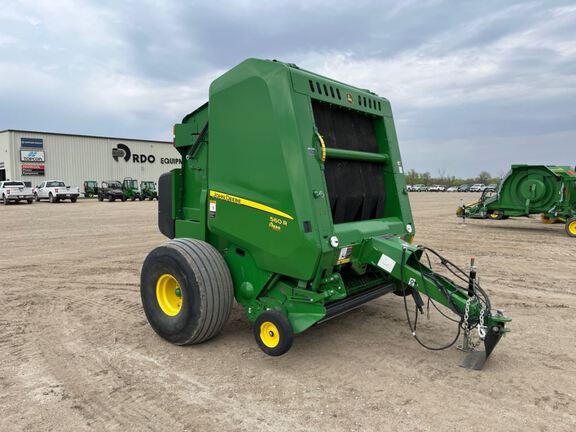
[0,129,172,144]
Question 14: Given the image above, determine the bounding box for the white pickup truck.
[33,180,80,203]
[0,181,34,205]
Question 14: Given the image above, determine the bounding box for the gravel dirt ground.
[0,194,574,432]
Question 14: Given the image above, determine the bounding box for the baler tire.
[253,310,294,356]
[566,218,576,238]
[140,238,234,345]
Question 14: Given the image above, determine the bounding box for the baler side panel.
[207,60,321,282]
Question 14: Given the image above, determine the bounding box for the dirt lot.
[0,194,574,431]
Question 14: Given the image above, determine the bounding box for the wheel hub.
[155,274,182,316]
[260,322,280,348]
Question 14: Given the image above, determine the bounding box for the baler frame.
[141,58,511,368]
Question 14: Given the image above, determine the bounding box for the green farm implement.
[83,180,98,198]
[122,177,142,201]
[140,181,158,200]
[458,165,576,237]
[140,58,511,369]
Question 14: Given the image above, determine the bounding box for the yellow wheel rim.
[260,321,280,348]
[489,213,499,219]
[156,274,182,316]
[569,221,576,236]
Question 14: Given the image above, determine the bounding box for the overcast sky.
[1,0,574,177]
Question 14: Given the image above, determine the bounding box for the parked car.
[34,180,80,203]
[485,183,498,192]
[458,184,471,192]
[429,185,446,192]
[98,180,126,202]
[470,183,486,192]
[446,186,458,192]
[0,180,34,205]
[410,184,423,191]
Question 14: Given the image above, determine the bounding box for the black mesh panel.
[312,101,385,224]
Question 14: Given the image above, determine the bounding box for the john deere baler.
[141,58,510,368]
[458,165,576,237]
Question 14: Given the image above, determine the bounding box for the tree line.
[405,169,501,186]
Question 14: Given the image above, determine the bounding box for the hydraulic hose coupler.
[468,257,477,298]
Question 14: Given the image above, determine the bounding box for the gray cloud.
[1,0,575,177]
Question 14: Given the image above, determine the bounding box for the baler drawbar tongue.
[362,236,511,370]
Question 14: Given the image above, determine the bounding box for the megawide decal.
[209,190,294,220]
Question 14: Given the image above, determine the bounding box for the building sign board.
[21,164,45,176]
[21,138,44,148]
[20,150,45,162]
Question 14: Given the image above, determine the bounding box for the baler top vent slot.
[308,79,343,102]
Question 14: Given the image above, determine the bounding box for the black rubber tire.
[98,195,103,202]
[566,217,576,238]
[71,197,77,203]
[139,196,144,201]
[34,193,40,202]
[49,193,56,203]
[3,195,9,205]
[131,196,135,201]
[27,199,33,204]
[253,310,294,356]
[109,196,115,202]
[140,238,234,345]
[121,196,127,202]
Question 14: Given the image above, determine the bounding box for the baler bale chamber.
[458,165,576,237]
[141,58,510,368]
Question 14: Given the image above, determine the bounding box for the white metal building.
[0,129,181,187]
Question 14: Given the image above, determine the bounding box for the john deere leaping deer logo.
[346,93,353,104]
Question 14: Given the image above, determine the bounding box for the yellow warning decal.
[209,190,294,220]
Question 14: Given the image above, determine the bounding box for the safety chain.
[478,302,487,340]
[463,297,480,350]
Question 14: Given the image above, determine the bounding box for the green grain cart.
[140,59,511,369]
[458,165,576,237]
